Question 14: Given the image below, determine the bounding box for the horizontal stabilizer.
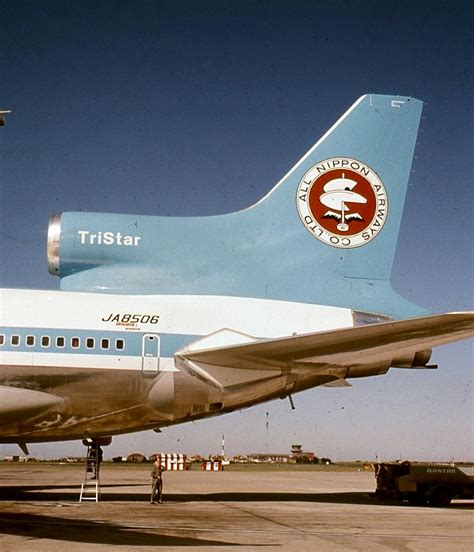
[0,110,11,126]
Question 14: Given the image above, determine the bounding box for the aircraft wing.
[178,313,474,377]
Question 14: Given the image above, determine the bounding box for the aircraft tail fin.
[55,94,425,317]
[249,94,423,281]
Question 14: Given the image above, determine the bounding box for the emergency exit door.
[142,334,160,375]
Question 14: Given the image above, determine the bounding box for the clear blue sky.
[0,0,472,461]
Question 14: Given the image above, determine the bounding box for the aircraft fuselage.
[0,289,357,442]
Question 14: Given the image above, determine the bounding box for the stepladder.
[79,445,101,502]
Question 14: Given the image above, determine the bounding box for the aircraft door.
[142,334,160,375]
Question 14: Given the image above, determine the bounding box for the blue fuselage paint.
[0,327,198,357]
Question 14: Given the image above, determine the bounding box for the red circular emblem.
[296,158,388,248]
[309,168,377,236]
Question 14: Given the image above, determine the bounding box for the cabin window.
[41,336,50,347]
[86,338,95,349]
[26,335,35,346]
[71,337,80,348]
[56,336,65,348]
[11,335,20,346]
[101,338,110,350]
[0,335,4,346]
[115,339,125,350]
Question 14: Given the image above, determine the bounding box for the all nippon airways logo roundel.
[296,157,388,248]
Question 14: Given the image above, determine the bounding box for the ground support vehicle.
[375,461,474,507]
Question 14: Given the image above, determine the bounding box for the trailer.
[375,461,474,507]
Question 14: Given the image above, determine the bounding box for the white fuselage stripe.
[0,289,354,338]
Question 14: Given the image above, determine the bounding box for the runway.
[0,464,472,551]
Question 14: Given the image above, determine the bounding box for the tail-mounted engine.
[47,212,148,289]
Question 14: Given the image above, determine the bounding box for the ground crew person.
[86,443,103,480]
[150,459,167,503]
[88,444,103,480]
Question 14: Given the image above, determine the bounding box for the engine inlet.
[47,213,62,276]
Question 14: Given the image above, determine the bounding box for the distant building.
[248,453,290,463]
[291,444,317,463]
[246,445,322,464]
[231,455,248,463]
[126,453,147,463]
[291,444,303,455]
[202,460,224,471]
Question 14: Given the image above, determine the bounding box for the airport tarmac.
[0,463,472,551]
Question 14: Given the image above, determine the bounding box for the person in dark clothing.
[88,444,103,479]
[150,459,167,503]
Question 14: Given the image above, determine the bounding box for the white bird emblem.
[319,173,367,231]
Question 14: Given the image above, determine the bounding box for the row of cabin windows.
[0,334,125,351]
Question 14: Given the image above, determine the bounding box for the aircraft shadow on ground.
[0,512,248,547]
[0,485,472,509]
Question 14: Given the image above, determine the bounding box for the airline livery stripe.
[0,328,200,357]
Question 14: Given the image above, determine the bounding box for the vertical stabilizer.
[56,95,425,317]
[254,94,423,281]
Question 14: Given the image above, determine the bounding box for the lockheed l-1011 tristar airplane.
[1,94,473,454]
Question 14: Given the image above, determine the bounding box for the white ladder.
[79,446,101,502]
